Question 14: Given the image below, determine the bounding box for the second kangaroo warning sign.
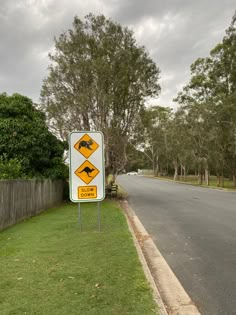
[75,160,99,185]
[69,131,105,202]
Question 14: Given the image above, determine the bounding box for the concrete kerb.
[120,200,201,315]
[121,200,168,315]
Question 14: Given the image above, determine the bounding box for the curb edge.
[120,200,168,315]
[120,199,201,315]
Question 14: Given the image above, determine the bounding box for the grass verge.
[151,175,236,190]
[0,201,158,315]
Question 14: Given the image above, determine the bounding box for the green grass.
[156,175,236,190]
[0,201,158,315]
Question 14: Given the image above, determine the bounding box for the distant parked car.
[127,171,138,175]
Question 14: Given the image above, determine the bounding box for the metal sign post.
[69,131,105,231]
[78,203,82,231]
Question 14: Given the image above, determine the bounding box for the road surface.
[117,175,236,315]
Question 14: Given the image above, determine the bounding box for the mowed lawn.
[0,201,158,315]
[158,175,236,190]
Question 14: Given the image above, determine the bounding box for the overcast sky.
[0,0,235,108]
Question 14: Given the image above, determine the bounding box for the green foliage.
[126,144,151,172]
[171,11,236,186]
[40,14,161,179]
[132,12,236,186]
[134,105,172,176]
[0,158,23,179]
[0,93,67,179]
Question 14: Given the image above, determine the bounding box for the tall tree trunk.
[205,167,209,186]
[198,172,201,185]
[113,170,119,183]
[198,165,202,185]
[233,173,236,187]
[153,160,155,177]
[183,165,186,181]
[105,140,111,186]
[156,156,159,177]
[180,163,183,180]
[160,166,163,176]
[232,163,236,186]
[204,159,209,186]
[216,171,221,187]
[221,168,224,188]
[82,113,90,130]
[173,160,179,181]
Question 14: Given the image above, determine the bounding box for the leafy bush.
[0,158,24,179]
[0,93,67,180]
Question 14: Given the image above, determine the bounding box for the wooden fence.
[0,179,64,231]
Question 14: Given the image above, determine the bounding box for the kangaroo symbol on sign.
[79,167,95,177]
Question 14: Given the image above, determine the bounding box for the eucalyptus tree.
[40,14,161,182]
[209,11,236,185]
[173,12,236,186]
[210,11,236,97]
[166,108,195,181]
[174,57,215,184]
[135,106,171,176]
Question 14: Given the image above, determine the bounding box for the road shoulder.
[120,200,201,315]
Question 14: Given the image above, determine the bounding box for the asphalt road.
[117,175,236,315]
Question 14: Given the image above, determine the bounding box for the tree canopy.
[132,11,236,186]
[0,93,67,179]
[40,14,161,181]
[173,11,236,185]
[133,106,171,176]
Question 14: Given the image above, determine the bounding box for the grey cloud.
[0,0,235,106]
[111,0,235,105]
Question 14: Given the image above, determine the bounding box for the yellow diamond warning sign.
[74,160,99,185]
[74,134,99,159]
[78,186,97,199]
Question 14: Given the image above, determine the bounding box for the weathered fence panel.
[0,179,63,231]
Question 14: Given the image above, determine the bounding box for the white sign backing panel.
[69,131,105,202]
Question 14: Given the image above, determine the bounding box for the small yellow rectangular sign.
[78,186,97,199]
